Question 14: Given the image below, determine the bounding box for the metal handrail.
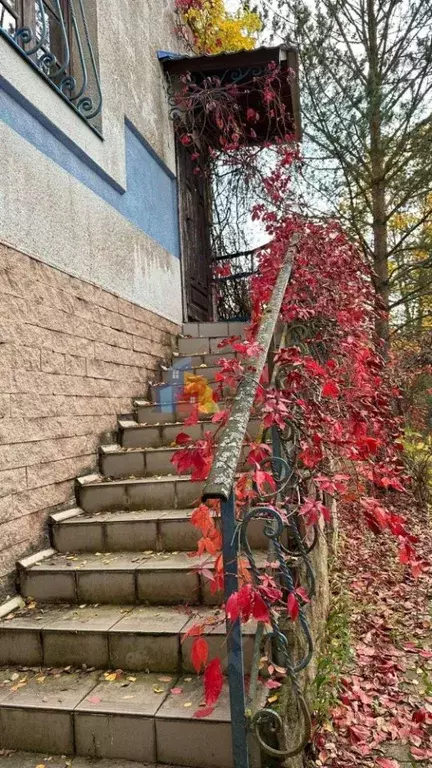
[202,234,300,768]
[203,235,299,502]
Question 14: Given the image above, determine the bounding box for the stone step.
[0,667,251,766]
[177,336,239,356]
[161,364,220,385]
[100,444,180,479]
[182,321,247,339]
[0,753,199,768]
[0,604,256,674]
[99,443,253,481]
[18,548,268,607]
[119,417,260,449]
[18,549,216,606]
[50,508,200,553]
[172,350,237,368]
[76,474,205,514]
[119,418,212,449]
[50,508,271,555]
[132,400,213,426]
[149,378,231,407]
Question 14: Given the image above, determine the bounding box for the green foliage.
[244,0,432,342]
[311,586,353,728]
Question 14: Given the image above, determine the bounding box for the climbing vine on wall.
[167,47,421,727]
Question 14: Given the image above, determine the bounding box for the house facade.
[0,0,185,596]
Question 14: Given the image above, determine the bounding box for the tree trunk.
[367,0,390,353]
[371,182,390,349]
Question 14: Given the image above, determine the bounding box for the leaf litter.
[312,504,432,767]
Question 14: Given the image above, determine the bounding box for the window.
[0,0,102,131]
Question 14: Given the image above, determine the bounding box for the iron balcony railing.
[0,0,102,132]
[212,242,272,322]
[203,234,317,767]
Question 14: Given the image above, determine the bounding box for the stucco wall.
[0,0,183,323]
[0,242,179,599]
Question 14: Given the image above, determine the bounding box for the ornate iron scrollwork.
[237,417,319,756]
[1,0,102,130]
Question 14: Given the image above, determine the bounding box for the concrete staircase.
[0,321,264,768]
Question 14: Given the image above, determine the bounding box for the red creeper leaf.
[191,637,209,673]
[287,592,299,621]
[175,432,193,445]
[203,657,223,706]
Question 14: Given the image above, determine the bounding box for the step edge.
[17,548,56,570]
[54,509,195,525]
[0,595,25,619]
[101,445,182,456]
[77,474,196,488]
[50,507,82,524]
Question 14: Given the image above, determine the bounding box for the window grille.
[1,0,102,131]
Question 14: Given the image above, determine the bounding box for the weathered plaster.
[0,0,183,322]
[0,120,182,324]
[0,0,179,183]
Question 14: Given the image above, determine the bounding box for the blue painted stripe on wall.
[0,76,180,258]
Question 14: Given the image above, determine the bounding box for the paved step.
[161,364,220,385]
[0,753,197,768]
[18,550,215,606]
[0,667,253,766]
[100,443,252,481]
[118,418,219,449]
[149,380,233,404]
[179,608,256,674]
[51,508,273,555]
[18,549,268,607]
[0,604,256,674]
[100,444,181,479]
[119,416,260,449]
[133,399,213,426]
[172,350,237,368]
[76,474,205,513]
[182,320,246,339]
[50,508,200,553]
[177,336,240,356]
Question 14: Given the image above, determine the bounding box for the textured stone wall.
[0,241,178,598]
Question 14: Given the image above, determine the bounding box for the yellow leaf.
[104,673,117,681]
[183,373,219,415]
[179,0,261,55]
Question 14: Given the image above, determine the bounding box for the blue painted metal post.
[221,490,250,768]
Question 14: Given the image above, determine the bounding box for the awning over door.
[159,44,301,145]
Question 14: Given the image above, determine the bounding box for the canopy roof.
[159,45,301,144]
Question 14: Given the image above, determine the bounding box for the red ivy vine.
[172,215,422,714]
[167,49,421,718]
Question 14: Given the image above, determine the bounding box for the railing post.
[221,490,250,768]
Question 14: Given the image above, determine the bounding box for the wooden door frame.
[175,136,213,322]
[175,143,189,323]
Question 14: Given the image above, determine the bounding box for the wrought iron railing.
[212,244,268,321]
[203,235,318,767]
[0,0,102,131]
